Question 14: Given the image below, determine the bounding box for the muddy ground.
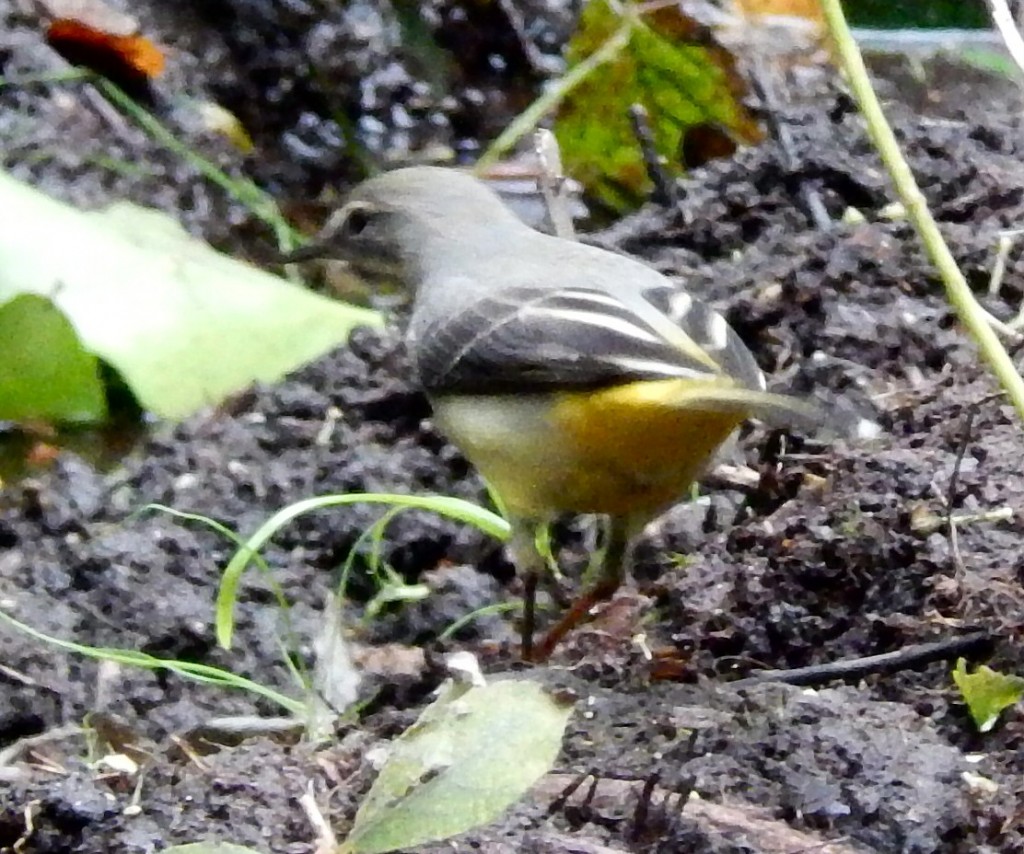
[2,2,1024,853]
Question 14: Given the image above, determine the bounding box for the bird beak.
[276,241,338,265]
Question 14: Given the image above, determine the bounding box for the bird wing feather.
[415,284,754,395]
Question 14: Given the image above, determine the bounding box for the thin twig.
[628,104,677,206]
[982,307,1023,341]
[496,0,563,75]
[820,0,1024,422]
[946,405,980,578]
[730,631,993,687]
[0,725,82,768]
[747,61,832,231]
[942,390,1013,569]
[912,506,1014,536]
[538,773,866,854]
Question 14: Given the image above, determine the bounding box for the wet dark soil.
[2,3,1024,853]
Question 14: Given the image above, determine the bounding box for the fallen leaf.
[0,293,106,424]
[953,658,1024,733]
[0,171,382,421]
[340,679,573,854]
[48,18,166,79]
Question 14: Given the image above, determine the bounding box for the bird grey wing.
[414,285,727,395]
[661,290,766,392]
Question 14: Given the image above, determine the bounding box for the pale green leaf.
[953,658,1024,732]
[0,170,382,420]
[0,293,107,423]
[162,844,264,854]
[341,679,573,854]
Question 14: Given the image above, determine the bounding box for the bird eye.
[344,206,373,237]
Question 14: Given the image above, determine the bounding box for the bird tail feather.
[669,386,880,440]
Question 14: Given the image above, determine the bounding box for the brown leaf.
[47,18,166,80]
[734,0,825,22]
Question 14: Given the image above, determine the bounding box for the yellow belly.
[432,379,747,520]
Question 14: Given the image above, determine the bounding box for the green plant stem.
[145,504,310,692]
[217,493,509,649]
[95,79,301,252]
[0,607,305,715]
[439,601,521,641]
[477,20,632,169]
[820,0,1024,421]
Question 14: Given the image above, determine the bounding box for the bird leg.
[521,569,539,661]
[507,521,547,661]
[531,515,635,661]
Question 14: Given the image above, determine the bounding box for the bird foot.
[524,578,622,662]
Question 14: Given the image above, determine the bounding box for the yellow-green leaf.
[953,658,1024,732]
[0,293,106,423]
[555,0,760,211]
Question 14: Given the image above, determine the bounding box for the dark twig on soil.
[629,103,678,206]
[631,772,660,839]
[630,770,695,844]
[496,0,562,75]
[547,767,602,817]
[747,60,832,231]
[946,403,979,577]
[729,631,994,688]
[945,391,1007,577]
[537,773,868,854]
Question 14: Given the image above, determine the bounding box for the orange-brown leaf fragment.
[47,18,166,79]
[25,441,61,467]
[734,0,825,23]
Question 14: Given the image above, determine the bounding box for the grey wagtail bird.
[284,166,876,660]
